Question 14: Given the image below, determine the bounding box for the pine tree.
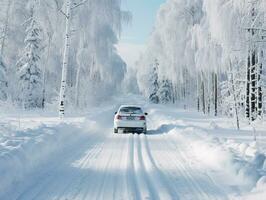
[149,59,159,104]
[16,3,42,109]
[0,55,7,101]
[158,79,172,104]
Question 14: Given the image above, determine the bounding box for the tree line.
[140,0,266,127]
[0,0,128,116]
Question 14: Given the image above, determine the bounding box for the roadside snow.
[0,119,94,196]
[147,105,266,199]
[0,101,265,199]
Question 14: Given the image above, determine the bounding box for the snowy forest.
[0,0,130,115]
[137,0,266,126]
[2,1,266,199]
[1,0,266,124]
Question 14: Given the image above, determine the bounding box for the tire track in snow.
[126,134,141,200]
[93,133,126,200]
[14,132,107,200]
[141,134,179,200]
[110,134,129,200]
[56,138,106,200]
[72,133,118,200]
[135,134,159,200]
[14,137,102,200]
[38,138,105,200]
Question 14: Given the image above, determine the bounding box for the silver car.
[114,105,148,134]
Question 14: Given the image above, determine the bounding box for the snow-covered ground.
[0,98,266,200]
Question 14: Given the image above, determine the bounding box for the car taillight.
[139,116,145,120]
[116,115,122,120]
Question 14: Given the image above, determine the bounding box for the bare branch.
[243,27,266,32]
[59,9,68,19]
[71,0,88,10]
[21,17,33,27]
[47,0,68,19]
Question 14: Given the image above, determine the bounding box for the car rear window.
[119,107,142,114]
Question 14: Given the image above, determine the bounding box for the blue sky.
[117,0,165,67]
[120,0,165,44]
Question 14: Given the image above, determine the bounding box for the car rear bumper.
[118,127,146,133]
[114,120,146,129]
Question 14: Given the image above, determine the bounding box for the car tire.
[143,128,147,134]
[114,128,118,134]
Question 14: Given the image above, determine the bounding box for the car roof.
[119,105,142,109]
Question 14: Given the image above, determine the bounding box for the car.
[114,105,148,134]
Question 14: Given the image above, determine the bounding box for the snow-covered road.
[1,103,266,200]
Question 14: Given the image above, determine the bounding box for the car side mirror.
[115,112,117,115]
[145,112,148,116]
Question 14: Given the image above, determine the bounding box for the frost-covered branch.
[50,0,68,18]
[71,0,88,10]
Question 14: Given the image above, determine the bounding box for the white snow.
[0,98,265,199]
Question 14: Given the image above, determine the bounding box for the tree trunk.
[207,71,211,114]
[257,49,263,118]
[42,35,52,109]
[0,0,12,56]
[230,61,240,130]
[232,76,240,130]
[75,61,81,108]
[59,0,72,118]
[196,74,200,112]
[250,49,257,121]
[201,80,205,114]
[246,51,251,121]
[214,73,218,116]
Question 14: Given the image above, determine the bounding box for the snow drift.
[0,121,93,196]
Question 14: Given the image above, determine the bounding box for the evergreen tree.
[16,3,42,109]
[149,59,159,104]
[0,55,8,101]
[158,79,172,104]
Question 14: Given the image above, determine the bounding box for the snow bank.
[171,127,266,198]
[147,105,266,199]
[151,115,266,197]
[0,121,92,196]
[241,176,266,200]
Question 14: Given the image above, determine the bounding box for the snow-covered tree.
[58,0,72,118]
[149,59,159,104]
[245,1,266,122]
[158,79,172,104]
[0,0,12,57]
[0,55,7,101]
[0,0,130,111]
[137,0,266,123]
[66,0,129,109]
[16,2,43,109]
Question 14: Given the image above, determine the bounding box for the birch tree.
[58,0,72,118]
[59,0,92,118]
